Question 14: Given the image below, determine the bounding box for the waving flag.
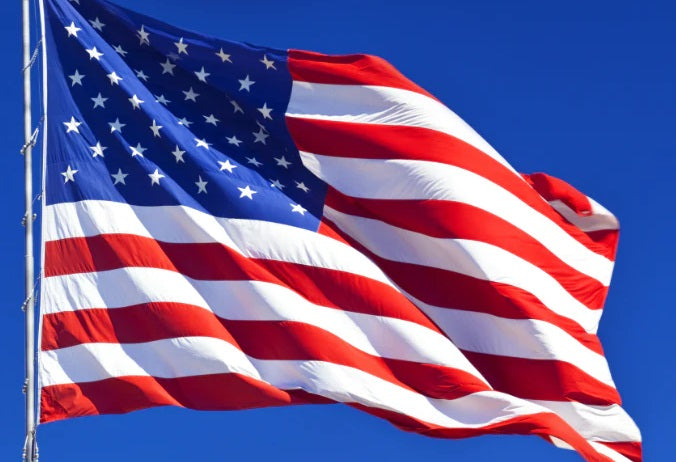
[38,0,641,460]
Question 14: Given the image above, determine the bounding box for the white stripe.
[40,337,559,430]
[44,200,394,289]
[415,301,616,389]
[324,205,603,333]
[549,198,620,233]
[301,151,613,287]
[42,267,483,379]
[287,81,516,174]
[588,442,634,462]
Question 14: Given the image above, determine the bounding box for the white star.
[148,169,165,186]
[230,100,244,114]
[253,127,269,144]
[150,119,163,137]
[203,114,219,126]
[64,22,81,37]
[89,17,105,31]
[274,156,291,168]
[218,160,237,173]
[238,74,255,92]
[174,37,188,55]
[137,25,150,45]
[226,135,242,146]
[155,94,171,105]
[160,58,175,75]
[171,146,186,163]
[257,102,273,120]
[177,117,193,127]
[68,0,80,3]
[167,52,180,62]
[107,71,122,85]
[291,203,307,215]
[114,45,128,57]
[195,138,211,149]
[270,179,285,189]
[195,176,208,194]
[128,94,145,109]
[246,156,262,167]
[90,141,107,158]
[91,92,108,108]
[135,69,149,81]
[296,181,310,193]
[109,118,126,133]
[183,87,199,102]
[238,185,257,199]
[260,55,276,70]
[86,46,103,60]
[68,69,85,86]
[130,143,147,157]
[194,66,210,82]
[111,168,128,185]
[61,165,78,183]
[215,48,232,63]
[63,116,81,133]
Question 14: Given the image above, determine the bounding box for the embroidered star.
[107,71,122,85]
[194,66,210,83]
[195,138,211,149]
[253,127,269,144]
[195,176,208,194]
[130,143,147,157]
[274,156,291,168]
[86,46,103,61]
[230,100,244,114]
[61,165,78,183]
[257,103,273,120]
[174,37,188,55]
[171,146,186,163]
[203,114,219,126]
[238,74,255,92]
[68,69,85,86]
[64,22,81,37]
[215,48,232,63]
[111,168,128,185]
[91,92,108,108]
[135,69,149,81]
[129,94,145,109]
[149,120,163,137]
[160,58,176,75]
[148,169,164,185]
[226,135,242,146]
[260,55,276,70]
[246,156,262,167]
[63,117,81,133]
[155,94,171,105]
[114,45,128,57]
[291,203,307,215]
[89,17,105,31]
[90,141,107,158]
[137,25,150,45]
[218,160,237,173]
[183,87,199,102]
[177,117,193,127]
[296,181,310,193]
[109,118,126,133]
[238,185,257,199]
[270,179,285,189]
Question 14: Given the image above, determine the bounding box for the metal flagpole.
[21,0,36,459]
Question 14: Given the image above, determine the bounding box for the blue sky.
[1,0,674,460]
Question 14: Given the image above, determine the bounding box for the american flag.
[38,0,641,460]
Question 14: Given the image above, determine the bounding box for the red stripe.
[42,304,490,401]
[286,117,617,261]
[44,234,442,334]
[595,441,642,462]
[288,50,435,99]
[318,218,605,356]
[325,186,609,310]
[523,173,593,216]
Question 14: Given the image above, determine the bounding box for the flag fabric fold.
[38,0,640,460]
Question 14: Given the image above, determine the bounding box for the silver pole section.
[22,0,36,459]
